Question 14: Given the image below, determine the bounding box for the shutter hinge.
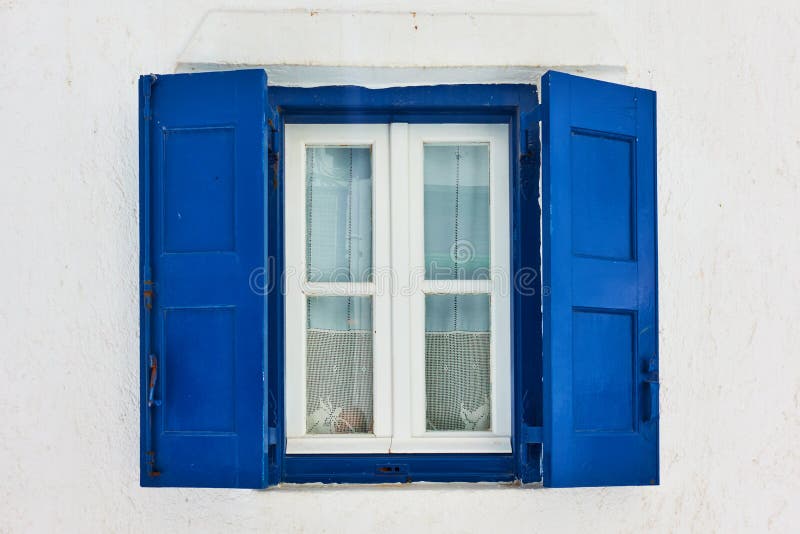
[521,424,543,444]
[518,424,544,482]
[143,279,154,310]
[267,426,278,447]
[267,119,280,190]
[645,357,659,422]
[145,450,161,478]
[519,125,540,201]
[142,74,156,121]
[531,104,542,123]
[268,147,280,190]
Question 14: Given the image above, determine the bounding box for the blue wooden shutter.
[541,71,659,487]
[139,70,269,488]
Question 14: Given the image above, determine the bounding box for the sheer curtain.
[423,144,492,432]
[305,147,374,434]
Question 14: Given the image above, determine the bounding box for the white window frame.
[285,124,393,454]
[284,122,510,454]
[391,123,511,453]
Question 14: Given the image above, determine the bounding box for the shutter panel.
[139,70,269,488]
[541,71,659,487]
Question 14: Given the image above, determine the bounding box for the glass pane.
[425,294,491,431]
[424,144,490,280]
[306,146,372,282]
[306,296,373,434]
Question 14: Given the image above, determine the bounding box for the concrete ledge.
[176,9,625,86]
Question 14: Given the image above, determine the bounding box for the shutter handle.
[644,357,659,422]
[148,354,161,407]
[145,354,161,477]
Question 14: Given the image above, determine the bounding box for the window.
[284,123,510,454]
[139,69,659,488]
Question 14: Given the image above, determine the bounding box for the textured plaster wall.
[1,1,799,532]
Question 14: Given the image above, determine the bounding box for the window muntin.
[285,122,509,454]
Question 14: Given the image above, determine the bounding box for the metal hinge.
[518,424,544,482]
[519,126,540,201]
[267,119,280,190]
[266,426,278,447]
[268,147,280,190]
[521,424,543,444]
[142,74,156,122]
[143,279,154,310]
[145,450,161,478]
[146,354,161,477]
[645,357,659,422]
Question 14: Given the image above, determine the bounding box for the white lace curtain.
[304,145,492,434]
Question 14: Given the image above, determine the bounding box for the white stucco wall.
[2,0,799,532]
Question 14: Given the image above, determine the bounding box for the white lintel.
[176,9,626,87]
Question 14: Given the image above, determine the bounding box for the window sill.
[286,436,511,455]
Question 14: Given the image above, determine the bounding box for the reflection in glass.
[424,144,490,280]
[425,294,491,431]
[306,296,373,434]
[306,146,372,282]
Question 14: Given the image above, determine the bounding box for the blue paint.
[541,71,659,487]
[265,104,284,487]
[515,108,544,483]
[283,454,515,484]
[139,71,659,488]
[269,84,537,123]
[139,74,157,479]
[139,70,269,488]
[270,83,542,484]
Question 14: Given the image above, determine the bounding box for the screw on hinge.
[268,121,280,191]
[146,450,161,477]
[268,149,280,190]
[519,129,540,201]
[143,280,154,310]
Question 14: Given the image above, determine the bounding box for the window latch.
[145,354,161,477]
[147,354,161,408]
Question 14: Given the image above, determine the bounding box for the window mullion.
[388,122,412,450]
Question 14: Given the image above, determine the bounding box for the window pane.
[425,294,491,431]
[306,296,373,434]
[306,146,372,282]
[424,144,490,280]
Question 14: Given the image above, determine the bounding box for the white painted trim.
[287,437,393,455]
[389,123,413,450]
[175,65,627,88]
[421,280,494,294]
[389,437,511,454]
[301,282,375,296]
[284,124,392,448]
[176,10,626,84]
[406,123,512,447]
